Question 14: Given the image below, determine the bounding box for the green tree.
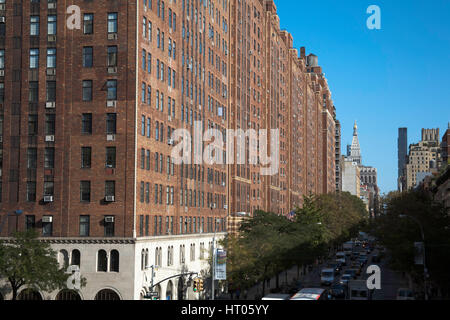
[0,229,72,300]
[372,190,450,296]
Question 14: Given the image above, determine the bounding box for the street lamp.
[399,214,428,300]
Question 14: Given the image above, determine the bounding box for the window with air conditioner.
[42,216,53,236]
[104,216,115,237]
[106,147,116,168]
[105,181,115,201]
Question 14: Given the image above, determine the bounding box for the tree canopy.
[0,229,73,300]
[224,192,368,292]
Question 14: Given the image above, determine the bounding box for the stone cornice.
[0,237,136,245]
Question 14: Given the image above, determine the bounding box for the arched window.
[71,249,81,267]
[59,250,69,269]
[110,250,119,272]
[18,289,42,300]
[55,289,82,301]
[95,289,120,300]
[141,249,145,271]
[145,249,149,269]
[155,247,159,267]
[97,250,108,272]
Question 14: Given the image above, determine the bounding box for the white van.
[321,268,335,286]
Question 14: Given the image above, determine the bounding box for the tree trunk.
[12,287,17,300]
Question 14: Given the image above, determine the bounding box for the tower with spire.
[346,121,362,165]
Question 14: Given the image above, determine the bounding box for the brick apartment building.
[0,0,339,300]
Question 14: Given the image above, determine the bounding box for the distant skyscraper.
[398,128,408,191]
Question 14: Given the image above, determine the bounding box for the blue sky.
[275,0,450,194]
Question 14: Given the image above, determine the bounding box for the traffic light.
[198,279,204,292]
[193,278,199,292]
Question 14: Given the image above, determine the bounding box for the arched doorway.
[95,289,121,300]
[55,289,82,300]
[177,277,185,300]
[166,281,173,300]
[18,288,43,300]
[154,284,161,300]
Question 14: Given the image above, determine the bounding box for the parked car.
[327,261,342,275]
[396,288,415,300]
[330,283,346,299]
[339,274,352,286]
[344,269,358,279]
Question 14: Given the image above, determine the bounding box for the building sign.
[214,249,227,280]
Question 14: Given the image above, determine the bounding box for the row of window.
[138,214,225,238]
[23,113,116,136]
[59,248,120,273]
[25,215,115,237]
[140,242,209,271]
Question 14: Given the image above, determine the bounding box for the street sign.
[144,292,159,299]
[214,249,227,280]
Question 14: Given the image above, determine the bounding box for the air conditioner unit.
[168,139,174,146]
[0,70,4,77]
[42,216,53,223]
[105,196,115,202]
[187,63,192,70]
[105,216,115,223]
[46,102,56,108]
[106,134,116,141]
[43,196,54,203]
[48,35,56,42]
[107,100,117,107]
[224,204,228,210]
[0,136,3,142]
[46,68,56,76]
[45,135,55,142]
[108,33,118,40]
[107,67,117,74]
[48,2,56,9]
[222,182,226,186]
[168,115,172,122]
[0,17,5,23]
